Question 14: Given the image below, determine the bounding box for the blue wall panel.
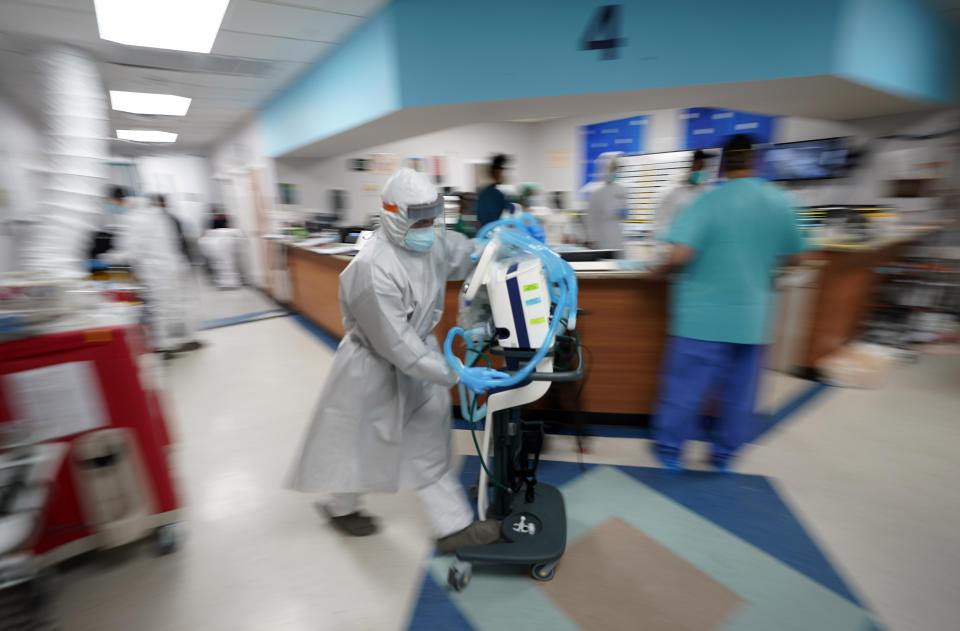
[581,115,647,186]
[259,7,401,157]
[835,0,958,103]
[258,0,956,157]
[683,107,777,150]
[394,0,843,108]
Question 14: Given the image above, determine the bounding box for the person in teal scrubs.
[651,134,808,472]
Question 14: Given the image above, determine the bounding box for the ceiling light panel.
[94,0,231,54]
[116,130,179,143]
[110,91,192,116]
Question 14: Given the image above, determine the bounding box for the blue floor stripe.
[752,382,831,441]
[200,309,288,330]
[289,313,341,351]
[455,381,830,443]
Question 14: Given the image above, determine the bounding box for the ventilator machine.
[443,213,583,591]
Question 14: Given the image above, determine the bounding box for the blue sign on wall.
[682,107,777,150]
[581,115,647,186]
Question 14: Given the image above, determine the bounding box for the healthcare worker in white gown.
[198,215,245,289]
[584,152,628,252]
[287,168,505,552]
[101,195,200,357]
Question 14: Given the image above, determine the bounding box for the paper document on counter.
[295,236,338,248]
[569,261,622,272]
[3,361,108,442]
[309,244,357,255]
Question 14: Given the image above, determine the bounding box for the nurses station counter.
[283,223,945,421]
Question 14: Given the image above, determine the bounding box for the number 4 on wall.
[580,4,626,60]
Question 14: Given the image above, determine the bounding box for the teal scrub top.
[666,177,807,345]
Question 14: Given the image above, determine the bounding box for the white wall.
[781,110,960,209]
[275,122,539,226]
[0,93,43,273]
[272,107,960,226]
[135,154,212,238]
[208,119,278,290]
[209,105,957,297]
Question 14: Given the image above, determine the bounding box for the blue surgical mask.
[688,170,709,185]
[404,227,435,252]
[107,203,126,215]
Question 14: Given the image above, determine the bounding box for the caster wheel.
[154,524,178,556]
[447,560,472,592]
[530,563,556,582]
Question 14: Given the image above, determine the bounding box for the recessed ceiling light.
[94,0,231,54]
[110,91,191,116]
[117,130,178,143]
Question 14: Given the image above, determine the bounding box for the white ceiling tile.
[212,30,333,62]
[245,0,388,16]
[101,64,271,92]
[0,1,100,45]
[3,0,382,151]
[221,0,361,42]
[18,0,94,13]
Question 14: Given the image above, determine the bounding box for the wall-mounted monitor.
[764,137,852,181]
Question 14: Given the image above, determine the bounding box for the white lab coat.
[287,229,476,496]
[199,227,244,288]
[585,182,628,250]
[104,200,195,351]
[654,182,703,240]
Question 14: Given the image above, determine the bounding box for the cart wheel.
[154,524,178,555]
[530,562,556,582]
[447,560,472,592]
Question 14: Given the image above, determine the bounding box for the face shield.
[384,192,447,252]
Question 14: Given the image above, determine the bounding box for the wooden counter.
[286,244,668,416]
[799,225,943,368]
[286,225,940,418]
[287,246,350,338]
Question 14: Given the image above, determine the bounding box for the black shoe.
[317,503,379,537]
[436,519,501,554]
[178,340,205,352]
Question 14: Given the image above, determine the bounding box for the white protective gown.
[105,200,195,350]
[585,181,628,250]
[287,221,475,496]
[654,182,702,241]
[199,227,244,288]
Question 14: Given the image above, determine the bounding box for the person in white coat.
[653,149,714,242]
[101,194,201,357]
[584,152,628,251]
[199,214,245,289]
[287,168,505,551]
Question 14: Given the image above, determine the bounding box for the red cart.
[0,324,181,562]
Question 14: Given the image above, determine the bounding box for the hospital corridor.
[2,1,960,630]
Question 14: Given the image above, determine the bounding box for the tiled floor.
[194,277,278,324]
[52,309,960,631]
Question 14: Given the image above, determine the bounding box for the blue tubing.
[458,347,487,422]
[446,221,578,392]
